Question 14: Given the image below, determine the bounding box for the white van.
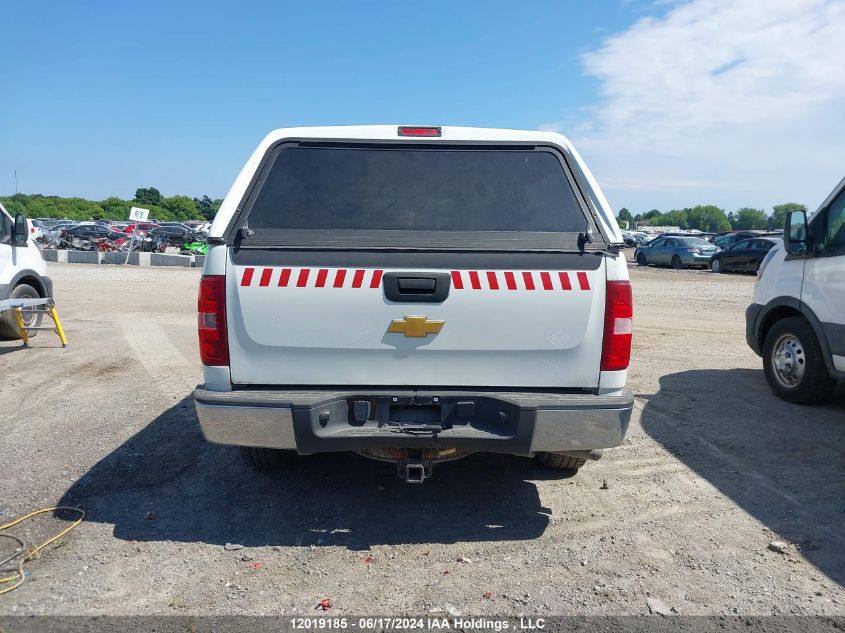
[0,203,52,338]
[746,177,845,403]
[192,125,634,482]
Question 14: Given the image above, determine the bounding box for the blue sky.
[3,0,844,213]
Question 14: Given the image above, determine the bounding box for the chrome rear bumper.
[193,387,633,456]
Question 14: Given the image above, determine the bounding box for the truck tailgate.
[227,256,605,388]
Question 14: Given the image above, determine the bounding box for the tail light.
[600,280,633,371]
[198,275,229,366]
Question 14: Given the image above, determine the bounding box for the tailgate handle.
[398,278,436,293]
[383,272,451,303]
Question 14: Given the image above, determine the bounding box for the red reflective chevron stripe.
[522,271,535,290]
[278,268,292,287]
[486,271,499,290]
[558,272,572,290]
[469,271,481,290]
[296,268,309,287]
[240,268,593,291]
[577,272,590,290]
[315,268,328,287]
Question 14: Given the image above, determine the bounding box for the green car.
[634,236,719,269]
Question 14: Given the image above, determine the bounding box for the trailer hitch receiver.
[397,460,432,483]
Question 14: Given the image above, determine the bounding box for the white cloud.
[570,0,845,213]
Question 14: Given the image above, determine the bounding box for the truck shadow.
[58,397,554,549]
[639,368,845,586]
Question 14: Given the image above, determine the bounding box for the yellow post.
[13,308,29,345]
[48,307,68,348]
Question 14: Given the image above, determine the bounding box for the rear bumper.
[193,387,634,456]
[681,252,715,265]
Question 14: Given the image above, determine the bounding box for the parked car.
[61,224,127,241]
[40,221,77,242]
[122,222,160,235]
[0,204,52,338]
[148,225,201,246]
[621,230,649,247]
[711,230,779,249]
[710,237,778,274]
[634,236,719,269]
[746,177,844,403]
[193,125,634,483]
[27,219,44,241]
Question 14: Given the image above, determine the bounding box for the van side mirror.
[12,213,28,246]
[785,210,808,256]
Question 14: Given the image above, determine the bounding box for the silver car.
[635,236,719,269]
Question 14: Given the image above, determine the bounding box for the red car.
[122,222,160,235]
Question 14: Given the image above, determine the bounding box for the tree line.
[617,203,806,233]
[0,187,222,222]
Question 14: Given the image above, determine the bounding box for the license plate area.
[389,405,441,425]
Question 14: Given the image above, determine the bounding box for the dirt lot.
[0,260,843,617]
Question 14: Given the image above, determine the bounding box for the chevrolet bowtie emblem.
[387,315,445,338]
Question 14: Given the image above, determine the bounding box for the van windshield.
[237,144,600,250]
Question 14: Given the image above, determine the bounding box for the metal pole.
[14,170,18,194]
[124,228,137,265]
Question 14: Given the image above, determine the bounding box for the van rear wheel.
[762,317,835,404]
[671,255,683,269]
[536,452,587,472]
[240,446,297,471]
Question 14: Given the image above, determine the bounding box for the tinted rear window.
[245,145,588,234]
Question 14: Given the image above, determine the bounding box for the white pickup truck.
[193,126,634,482]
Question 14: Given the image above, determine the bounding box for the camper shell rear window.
[231,142,603,251]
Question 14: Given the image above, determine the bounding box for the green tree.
[733,207,769,230]
[160,195,200,220]
[770,202,805,231]
[193,195,215,220]
[684,205,731,232]
[100,197,129,220]
[663,209,689,229]
[134,187,162,206]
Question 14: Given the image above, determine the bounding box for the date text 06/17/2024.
[290,617,546,631]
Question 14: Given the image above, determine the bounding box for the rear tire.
[239,446,297,471]
[762,317,835,404]
[0,284,42,339]
[636,253,647,266]
[536,452,587,472]
[671,255,683,269]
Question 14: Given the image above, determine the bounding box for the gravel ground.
[0,259,843,617]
